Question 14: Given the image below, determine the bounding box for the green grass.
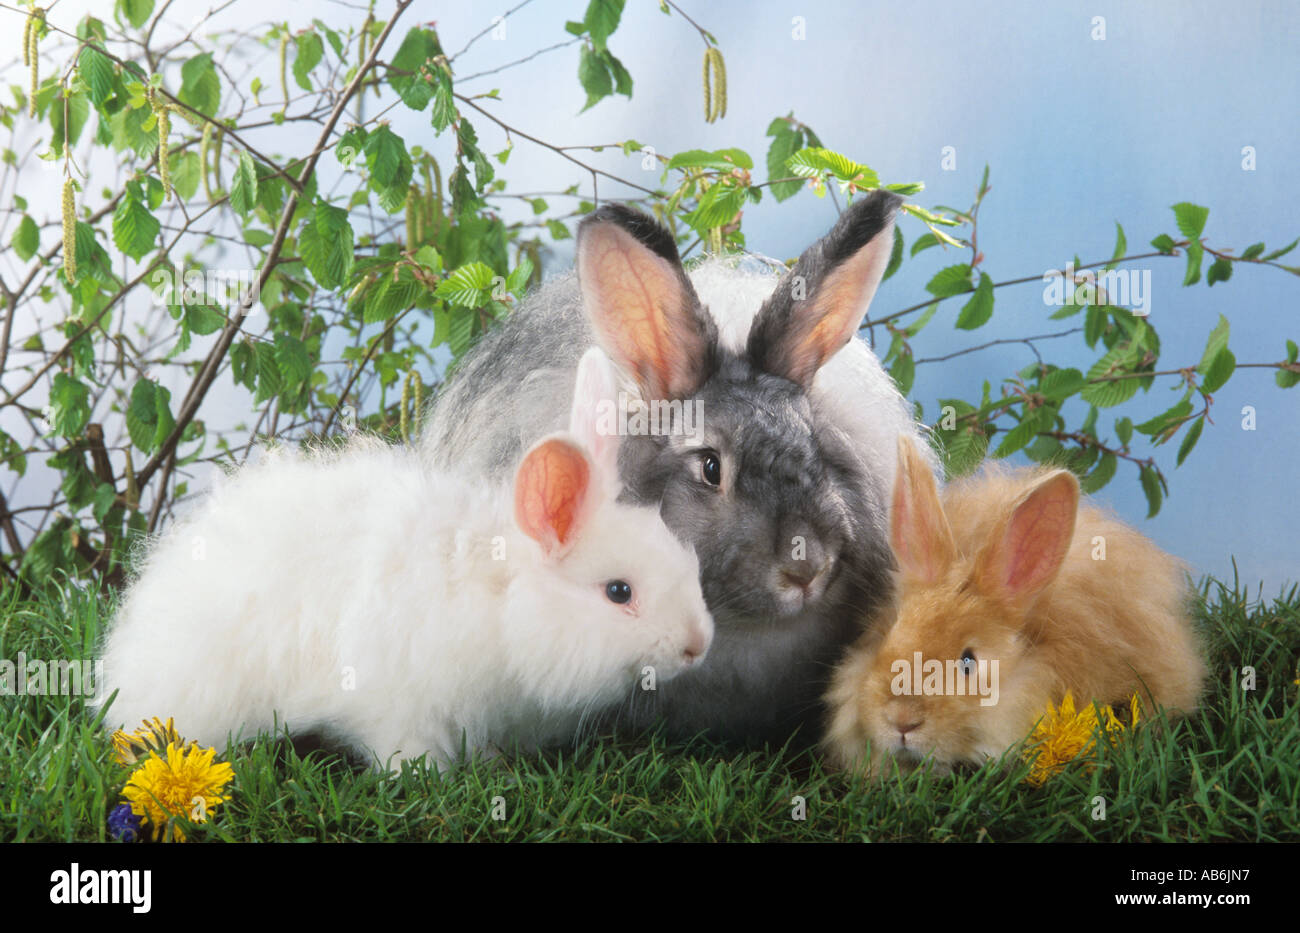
[2,573,1297,842]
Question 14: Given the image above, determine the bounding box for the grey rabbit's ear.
[746,189,903,388]
[576,203,718,401]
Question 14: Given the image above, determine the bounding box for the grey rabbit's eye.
[960,648,977,674]
[701,452,722,487]
[605,580,633,604]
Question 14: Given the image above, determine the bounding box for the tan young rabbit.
[823,436,1207,776]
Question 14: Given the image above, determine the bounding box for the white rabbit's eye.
[605,580,633,604]
[960,648,977,674]
[701,453,722,487]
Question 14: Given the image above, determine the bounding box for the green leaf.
[364,125,412,204]
[881,226,904,283]
[292,31,325,92]
[910,232,940,257]
[1149,233,1176,254]
[11,214,39,262]
[1197,315,1230,373]
[578,44,613,111]
[49,92,90,156]
[1176,416,1204,467]
[168,150,200,201]
[1135,394,1192,438]
[900,301,939,338]
[585,0,626,50]
[1240,242,1266,260]
[179,52,220,116]
[79,45,115,109]
[667,148,753,171]
[92,482,118,523]
[274,334,312,385]
[888,349,915,396]
[390,28,442,111]
[298,199,354,289]
[1182,240,1203,286]
[435,261,496,307]
[112,186,160,260]
[229,151,258,217]
[1105,222,1126,271]
[125,379,160,452]
[1201,347,1236,394]
[1039,367,1085,402]
[604,50,633,97]
[1081,343,1141,408]
[47,373,91,438]
[993,408,1048,458]
[683,184,746,232]
[1079,450,1117,494]
[1114,416,1133,447]
[116,0,155,28]
[765,119,803,202]
[954,272,994,330]
[925,264,975,299]
[1139,465,1163,518]
[1206,258,1232,286]
[939,429,987,480]
[1172,202,1209,239]
[430,69,456,131]
[786,147,879,189]
[184,303,225,336]
[1261,238,1298,262]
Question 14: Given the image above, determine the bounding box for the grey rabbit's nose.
[781,565,819,590]
[779,559,828,594]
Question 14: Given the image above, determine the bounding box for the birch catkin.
[158,107,172,200]
[200,120,213,201]
[27,9,44,117]
[61,178,77,282]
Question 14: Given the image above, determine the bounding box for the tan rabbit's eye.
[959,648,977,675]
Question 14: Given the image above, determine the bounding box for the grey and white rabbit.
[97,349,713,767]
[424,190,936,743]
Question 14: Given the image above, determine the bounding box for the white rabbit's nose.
[683,621,710,665]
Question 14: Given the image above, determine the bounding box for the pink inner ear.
[514,439,592,556]
[997,474,1078,600]
[578,225,698,400]
[890,439,952,585]
[784,223,895,386]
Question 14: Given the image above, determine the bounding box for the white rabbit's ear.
[891,436,955,585]
[576,203,718,401]
[514,436,596,560]
[568,347,621,484]
[974,470,1079,610]
[747,189,902,387]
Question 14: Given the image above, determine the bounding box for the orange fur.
[823,439,1207,777]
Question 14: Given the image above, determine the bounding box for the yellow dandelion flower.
[1022,691,1131,786]
[123,742,234,842]
[111,716,192,766]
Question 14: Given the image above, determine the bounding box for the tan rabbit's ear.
[973,470,1079,609]
[890,436,955,585]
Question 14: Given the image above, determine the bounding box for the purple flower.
[108,803,144,843]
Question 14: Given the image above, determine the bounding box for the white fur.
[96,437,712,768]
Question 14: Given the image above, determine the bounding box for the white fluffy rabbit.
[96,348,713,768]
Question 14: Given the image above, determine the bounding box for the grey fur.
[424,192,911,744]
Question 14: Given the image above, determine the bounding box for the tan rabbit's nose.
[890,714,924,737]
